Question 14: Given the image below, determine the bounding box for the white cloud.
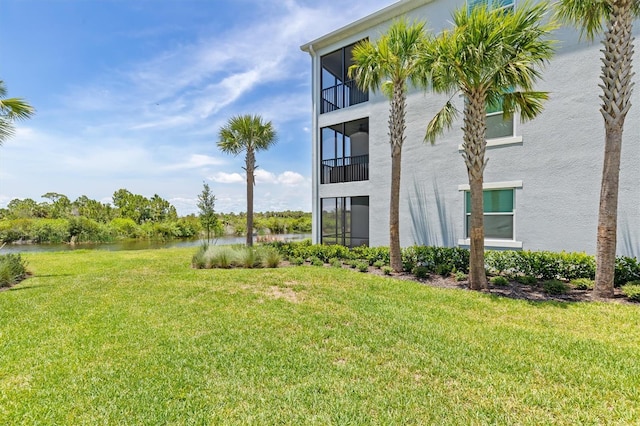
[278,171,306,186]
[211,172,244,184]
[164,154,225,170]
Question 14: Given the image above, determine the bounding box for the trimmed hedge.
[268,241,640,285]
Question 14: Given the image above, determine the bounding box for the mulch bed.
[364,266,633,304]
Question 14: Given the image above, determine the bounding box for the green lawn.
[1,248,639,425]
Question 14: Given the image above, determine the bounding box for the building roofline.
[300,0,433,54]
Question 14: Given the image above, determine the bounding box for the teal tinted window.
[465,189,514,213]
[468,0,514,12]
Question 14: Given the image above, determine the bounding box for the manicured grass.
[1,248,639,424]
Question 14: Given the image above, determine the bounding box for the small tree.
[218,115,277,247]
[197,182,218,244]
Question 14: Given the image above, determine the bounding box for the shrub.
[615,257,640,287]
[490,276,509,286]
[454,271,468,281]
[515,275,537,285]
[204,246,240,269]
[357,262,369,273]
[239,248,262,269]
[435,263,454,277]
[382,266,392,275]
[310,256,324,267]
[570,278,594,290]
[543,279,569,295]
[263,248,281,268]
[373,260,385,269]
[291,256,305,266]
[412,266,430,280]
[329,258,342,268]
[0,254,28,287]
[621,282,640,302]
[192,245,208,269]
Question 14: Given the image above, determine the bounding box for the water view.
[0,234,311,254]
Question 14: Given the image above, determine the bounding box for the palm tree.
[0,80,34,145]
[422,2,556,290]
[218,115,277,246]
[349,19,428,272]
[556,0,638,298]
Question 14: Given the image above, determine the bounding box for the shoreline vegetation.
[0,247,638,424]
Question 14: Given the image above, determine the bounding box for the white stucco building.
[301,0,640,257]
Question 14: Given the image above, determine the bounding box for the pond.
[0,234,311,254]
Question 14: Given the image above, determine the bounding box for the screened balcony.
[321,41,368,113]
[321,118,369,184]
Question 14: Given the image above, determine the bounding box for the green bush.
[31,219,70,243]
[412,266,430,279]
[402,246,469,274]
[329,258,342,268]
[373,260,385,269]
[382,266,392,275]
[291,256,305,266]
[454,271,468,281]
[310,256,324,267]
[570,278,594,290]
[357,262,369,273]
[490,276,509,286]
[615,257,640,287]
[514,275,537,285]
[0,253,28,287]
[621,282,640,302]
[543,279,569,295]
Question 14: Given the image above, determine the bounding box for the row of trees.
[349,0,635,298]
[1,190,177,224]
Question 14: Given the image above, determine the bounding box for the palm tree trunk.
[246,149,255,247]
[595,0,634,298]
[463,91,488,291]
[389,83,406,273]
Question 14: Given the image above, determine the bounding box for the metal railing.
[321,154,368,184]
[321,79,368,113]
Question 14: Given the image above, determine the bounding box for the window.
[321,41,368,113]
[321,118,369,184]
[465,189,515,240]
[321,196,369,247]
[467,0,515,14]
[486,96,515,139]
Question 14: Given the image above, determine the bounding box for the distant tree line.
[0,189,310,244]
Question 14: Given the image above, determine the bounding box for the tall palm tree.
[556,0,638,298]
[349,19,428,272]
[0,80,34,145]
[218,115,277,247]
[422,2,556,290]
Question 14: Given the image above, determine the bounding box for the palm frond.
[554,0,610,40]
[502,91,549,121]
[425,100,460,144]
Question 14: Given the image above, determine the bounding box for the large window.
[321,41,368,113]
[321,196,369,247]
[321,118,368,184]
[465,189,514,240]
[468,0,515,14]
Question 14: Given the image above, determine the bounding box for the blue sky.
[0,0,391,215]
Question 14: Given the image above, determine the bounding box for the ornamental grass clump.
[0,253,28,287]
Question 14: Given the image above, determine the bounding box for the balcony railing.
[321,154,368,184]
[321,79,368,113]
[321,232,369,248]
